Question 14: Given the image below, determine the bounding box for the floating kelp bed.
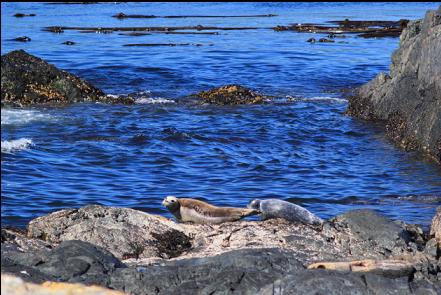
[274,19,409,38]
[123,43,209,47]
[113,12,277,19]
[118,31,220,36]
[43,25,264,33]
[13,13,36,17]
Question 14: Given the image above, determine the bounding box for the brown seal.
[162,196,259,224]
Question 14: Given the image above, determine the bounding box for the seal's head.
[162,196,180,212]
[247,199,261,210]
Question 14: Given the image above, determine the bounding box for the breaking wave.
[1,109,53,125]
[1,138,34,153]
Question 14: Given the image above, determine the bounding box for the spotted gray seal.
[162,196,260,224]
[247,199,323,226]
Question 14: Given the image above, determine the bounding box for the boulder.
[346,7,441,163]
[330,209,412,256]
[2,239,125,286]
[35,240,125,285]
[109,248,304,295]
[193,84,269,105]
[1,50,133,106]
[27,205,192,260]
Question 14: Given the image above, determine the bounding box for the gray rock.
[330,209,412,256]
[110,248,304,295]
[261,272,415,295]
[1,239,125,286]
[346,7,441,163]
[27,205,192,260]
[1,50,134,106]
[36,240,125,285]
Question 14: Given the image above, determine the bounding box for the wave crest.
[1,138,34,153]
[1,109,53,125]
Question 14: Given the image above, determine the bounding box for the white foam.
[1,138,33,153]
[135,97,175,104]
[286,96,347,104]
[1,109,53,125]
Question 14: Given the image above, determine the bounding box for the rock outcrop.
[27,205,191,260]
[1,50,133,106]
[2,205,440,294]
[346,7,441,163]
[193,84,269,105]
[26,205,417,265]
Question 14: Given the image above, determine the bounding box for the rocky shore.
[346,6,441,163]
[1,205,440,294]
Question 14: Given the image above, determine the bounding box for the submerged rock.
[1,50,133,106]
[346,7,441,163]
[193,84,269,105]
[12,36,31,42]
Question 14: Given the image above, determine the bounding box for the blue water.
[2,2,440,228]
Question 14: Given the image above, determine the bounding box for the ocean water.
[1,2,440,228]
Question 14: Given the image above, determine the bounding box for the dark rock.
[13,13,36,17]
[346,7,441,163]
[112,13,277,19]
[306,37,316,43]
[193,84,269,105]
[35,240,125,285]
[12,36,31,42]
[318,38,335,42]
[274,19,408,38]
[109,248,305,295]
[330,209,412,256]
[43,25,260,33]
[1,50,133,106]
[358,29,402,38]
[2,239,125,285]
[123,43,204,47]
[62,41,76,45]
[44,26,64,33]
[261,272,415,295]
